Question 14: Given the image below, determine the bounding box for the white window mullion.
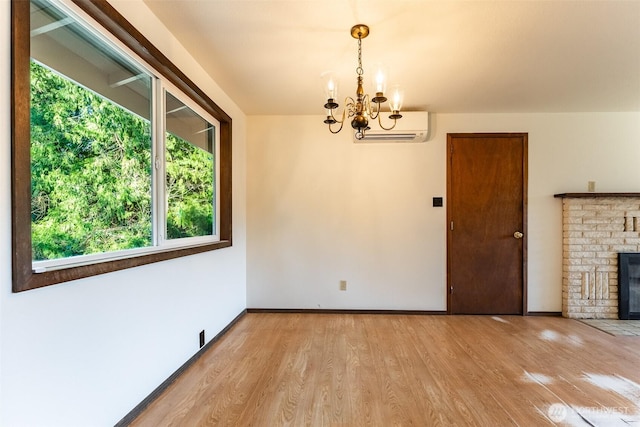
[155,84,168,246]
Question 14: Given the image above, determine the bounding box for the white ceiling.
[143,0,640,115]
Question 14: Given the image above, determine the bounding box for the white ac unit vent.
[353,111,430,143]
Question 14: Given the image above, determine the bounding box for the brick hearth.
[555,193,640,319]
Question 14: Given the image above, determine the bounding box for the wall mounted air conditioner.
[353,111,430,143]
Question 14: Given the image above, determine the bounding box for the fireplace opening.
[618,253,640,320]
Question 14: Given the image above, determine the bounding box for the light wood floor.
[129,314,640,426]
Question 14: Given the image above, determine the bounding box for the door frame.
[446,132,528,315]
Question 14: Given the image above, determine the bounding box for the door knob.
[513,231,524,239]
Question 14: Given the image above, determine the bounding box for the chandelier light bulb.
[376,72,384,92]
[322,72,339,102]
[371,64,387,95]
[390,85,404,113]
[327,78,336,98]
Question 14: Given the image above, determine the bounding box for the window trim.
[11,0,232,292]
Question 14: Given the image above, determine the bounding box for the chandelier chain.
[356,36,363,76]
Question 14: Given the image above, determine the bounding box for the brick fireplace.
[555,193,640,319]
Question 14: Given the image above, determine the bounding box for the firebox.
[618,253,640,320]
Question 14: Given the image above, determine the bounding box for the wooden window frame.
[11,0,232,292]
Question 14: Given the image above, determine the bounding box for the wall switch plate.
[339,280,347,291]
[433,197,443,207]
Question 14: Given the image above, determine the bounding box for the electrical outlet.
[588,181,596,192]
[339,280,347,291]
[199,330,205,348]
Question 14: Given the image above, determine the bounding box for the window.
[164,90,218,242]
[11,0,232,292]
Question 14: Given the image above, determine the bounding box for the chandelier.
[323,24,403,140]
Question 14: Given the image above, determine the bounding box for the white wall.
[0,1,247,425]
[247,112,640,312]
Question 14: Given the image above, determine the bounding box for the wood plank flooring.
[129,314,640,426]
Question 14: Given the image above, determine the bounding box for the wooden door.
[447,133,527,314]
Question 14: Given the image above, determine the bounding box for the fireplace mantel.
[555,193,640,198]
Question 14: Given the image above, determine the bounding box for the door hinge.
[450,286,454,294]
[450,221,454,231]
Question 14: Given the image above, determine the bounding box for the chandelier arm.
[327,107,347,133]
[345,96,356,107]
[344,97,357,118]
[329,107,344,124]
[328,120,345,134]
[368,96,380,120]
[376,114,398,131]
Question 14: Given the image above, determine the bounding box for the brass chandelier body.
[323,24,402,140]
